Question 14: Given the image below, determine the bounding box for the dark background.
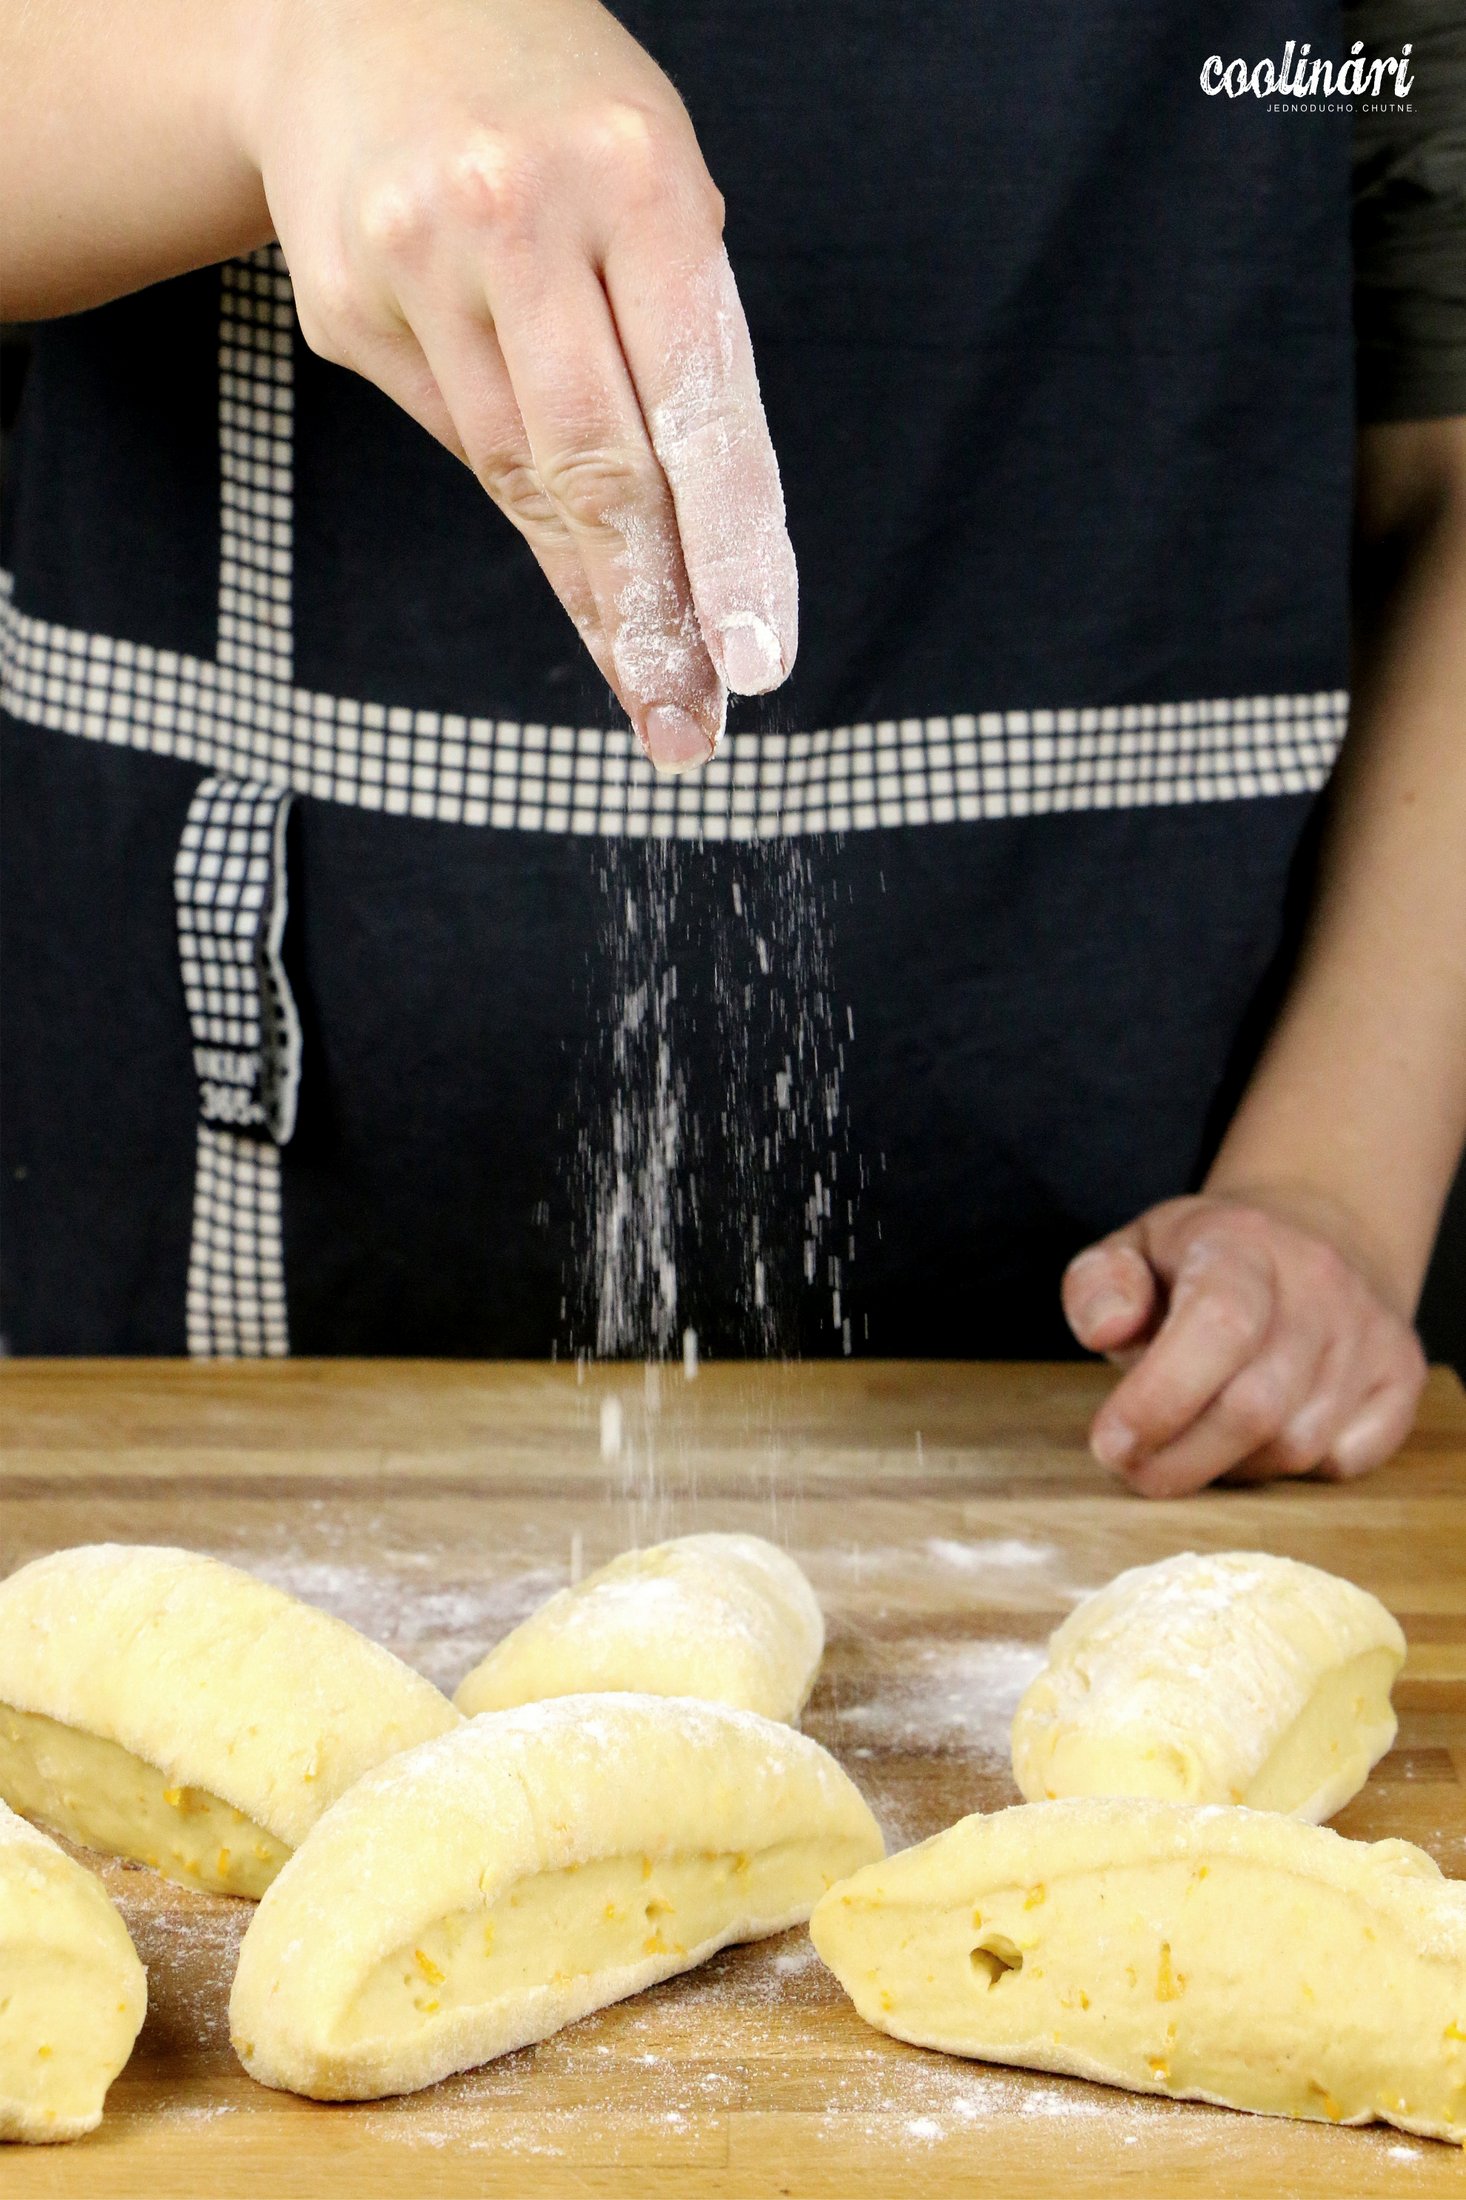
[3,330,1462,1371]
[1430,1174,1466,1369]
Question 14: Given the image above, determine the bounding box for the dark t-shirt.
[1349,0,1466,419]
[0,2,1462,1360]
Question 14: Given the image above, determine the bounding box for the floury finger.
[613,242,799,697]
[485,252,728,772]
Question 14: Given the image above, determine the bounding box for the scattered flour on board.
[243,1555,565,1693]
[838,1639,1047,1756]
[769,1939,821,1979]
[812,1537,1087,1612]
[101,1879,250,2060]
[361,1925,1449,2164]
[367,1931,1171,2152]
[922,1537,1058,1573]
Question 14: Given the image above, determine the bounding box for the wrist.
[226,0,290,182]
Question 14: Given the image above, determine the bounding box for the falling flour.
[569,833,860,1378]
[715,839,858,1356]
[586,847,686,1361]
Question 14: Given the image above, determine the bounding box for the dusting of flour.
[838,1639,1046,1756]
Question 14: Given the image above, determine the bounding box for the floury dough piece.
[0,1545,462,1897]
[453,1533,824,1723]
[0,1799,147,2142]
[811,1798,1466,2144]
[1010,1551,1405,1821]
[231,1693,883,2099]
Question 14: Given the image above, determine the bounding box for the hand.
[1062,1194,1427,1497]
[244,0,797,770]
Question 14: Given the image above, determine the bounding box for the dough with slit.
[230,1692,882,2099]
[454,1533,824,1723]
[0,1545,461,1896]
[0,1799,147,2142]
[811,1797,1466,2143]
[1011,1551,1404,1820]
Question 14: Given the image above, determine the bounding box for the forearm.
[1207,418,1466,1315]
[0,0,271,318]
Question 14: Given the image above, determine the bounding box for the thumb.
[1062,1238,1160,1355]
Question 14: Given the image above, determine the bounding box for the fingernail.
[717,614,785,695]
[1329,1405,1386,1477]
[1077,1289,1134,1336]
[1280,1397,1330,1456]
[1091,1416,1136,1468]
[642,704,714,775]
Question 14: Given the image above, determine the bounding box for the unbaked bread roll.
[0,1799,147,2142]
[811,1797,1466,2144]
[454,1533,824,1723]
[1011,1551,1404,1821]
[231,1693,882,2099]
[0,1545,461,1897]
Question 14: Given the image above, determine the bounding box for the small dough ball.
[811,1797,1466,2144]
[454,1533,823,1723]
[1011,1551,1404,1820]
[0,1799,147,2142]
[231,1692,882,2099]
[0,1545,462,1896]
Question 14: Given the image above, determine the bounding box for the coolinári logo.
[1201,38,1414,109]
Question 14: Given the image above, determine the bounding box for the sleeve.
[1350,0,1466,422]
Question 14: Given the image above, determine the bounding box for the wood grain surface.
[2,1356,1464,2199]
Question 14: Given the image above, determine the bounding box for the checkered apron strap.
[174,775,300,1357]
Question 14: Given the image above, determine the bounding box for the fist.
[1063,1196,1427,1497]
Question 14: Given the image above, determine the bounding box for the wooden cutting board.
[2,1356,1464,2199]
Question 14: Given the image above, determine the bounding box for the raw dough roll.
[1011,1551,1404,1821]
[0,1545,461,1897]
[231,1692,883,2099]
[811,1798,1466,2144]
[0,1799,147,2142]
[454,1532,824,1723]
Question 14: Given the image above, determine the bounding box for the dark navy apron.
[0,2,1354,1358]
